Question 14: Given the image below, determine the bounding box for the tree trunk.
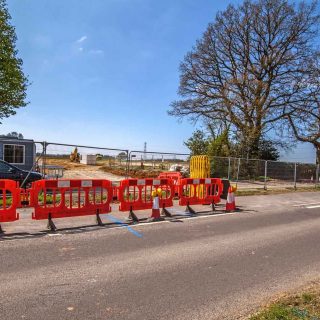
[316,146,320,165]
[245,134,261,159]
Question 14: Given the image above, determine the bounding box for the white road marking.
[125,212,238,229]
[306,205,320,209]
[293,202,320,207]
[182,213,238,220]
[88,212,237,232]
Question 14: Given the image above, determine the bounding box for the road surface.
[0,192,320,319]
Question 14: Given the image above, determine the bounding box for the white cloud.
[76,36,87,43]
[78,47,84,52]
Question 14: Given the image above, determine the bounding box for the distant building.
[80,154,96,165]
[0,136,35,170]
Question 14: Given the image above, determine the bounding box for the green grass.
[0,198,12,206]
[236,186,320,197]
[250,287,320,320]
[37,193,60,204]
[250,303,319,320]
[255,176,272,182]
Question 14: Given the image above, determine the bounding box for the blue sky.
[2,0,316,162]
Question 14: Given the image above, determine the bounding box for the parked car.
[0,160,43,187]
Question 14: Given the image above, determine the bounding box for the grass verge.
[249,282,320,320]
[236,186,320,197]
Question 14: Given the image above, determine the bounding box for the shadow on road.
[0,207,241,241]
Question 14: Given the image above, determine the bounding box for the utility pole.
[144,142,147,160]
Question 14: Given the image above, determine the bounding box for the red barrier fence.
[112,181,120,201]
[118,178,174,212]
[0,176,229,232]
[32,179,113,220]
[158,172,182,196]
[0,180,20,223]
[179,178,223,206]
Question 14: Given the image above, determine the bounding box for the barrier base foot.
[225,207,237,213]
[47,215,57,232]
[126,209,139,223]
[161,207,172,217]
[96,213,103,226]
[186,205,196,215]
[0,224,3,234]
[147,216,164,222]
[212,203,215,211]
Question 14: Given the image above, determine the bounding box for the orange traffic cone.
[150,188,163,221]
[151,195,161,219]
[225,186,236,212]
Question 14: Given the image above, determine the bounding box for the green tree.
[117,152,127,160]
[0,0,28,122]
[257,140,279,161]
[6,131,23,139]
[207,130,231,158]
[184,130,209,156]
[207,130,231,178]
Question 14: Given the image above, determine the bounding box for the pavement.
[0,192,320,319]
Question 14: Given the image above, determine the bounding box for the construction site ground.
[44,159,317,190]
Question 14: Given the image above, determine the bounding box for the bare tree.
[169,0,320,158]
[286,55,320,163]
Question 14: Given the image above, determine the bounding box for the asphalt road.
[0,192,320,320]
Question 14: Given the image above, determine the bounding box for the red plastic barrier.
[32,179,113,220]
[0,179,20,223]
[179,178,223,206]
[118,178,174,211]
[158,172,182,196]
[112,181,120,201]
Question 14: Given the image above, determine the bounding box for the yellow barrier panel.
[189,155,210,197]
[190,155,210,178]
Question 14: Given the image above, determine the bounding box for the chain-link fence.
[128,150,190,178]
[35,141,129,180]
[31,141,319,190]
[209,156,319,190]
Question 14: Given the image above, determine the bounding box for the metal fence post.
[316,164,319,188]
[227,157,231,180]
[236,158,240,182]
[264,160,268,190]
[42,141,47,176]
[294,162,297,190]
[125,150,129,178]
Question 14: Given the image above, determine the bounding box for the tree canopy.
[184,130,209,156]
[0,0,28,122]
[169,0,320,159]
[184,129,279,161]
[6,131,23,139]
[284,55,320,163]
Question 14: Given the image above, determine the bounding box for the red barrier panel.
[32,179,113,220]
[179,178,223,206]
[0,179,20,223]
[118,178,174,212]
[158,172,182,196]
[112,181,120,201]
